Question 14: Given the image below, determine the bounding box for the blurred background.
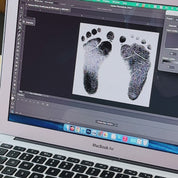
[0,0,6,55]
[0,0,5,69]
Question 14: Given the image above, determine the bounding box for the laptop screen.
[7,0,178,154]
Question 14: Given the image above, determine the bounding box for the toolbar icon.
[70,126,75,132]
[123,136,128,142]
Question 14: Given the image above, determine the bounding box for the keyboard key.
[32,156,47,164]
[154,176,166,178]
[72,164,87,173]
[6,150,20,158]
[74,173,88,178]
[124,169,137,176]
[29,172,44,178]
[86,167,100,176]
[59,170,74,178]
[115,173,129,178]
[139,172,153,178]
[0,165,4,171]
[59,161,73,170]
[100,170,115,178]
[46,167,61,176]
[53,154,66,160]
[1,143,13,149]
[19,161,34,170]
[15,169,30,178]
[0,174,3,178]
[81,160,94,166]
[32,164,47,173]
[40,151,52,157]
[2,166,17,175]
[13,146,26,152]
[19,153,33,161]
[5,159,20,167]
[0,156,7,164]
[45,158,60,167]
[109,166,123,172]
[27,149,39,154]
[95,163,108,169]
[67,157,80,163]
[0,148,8,155]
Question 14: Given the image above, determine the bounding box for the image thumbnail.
[73,23,159,107]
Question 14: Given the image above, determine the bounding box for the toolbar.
[83,0,178,11]
[64,124,149,148]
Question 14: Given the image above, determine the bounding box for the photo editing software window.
[9,0,178,151]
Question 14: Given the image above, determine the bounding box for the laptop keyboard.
[0,143,166,178]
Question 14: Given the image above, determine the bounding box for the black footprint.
[120,36,151,100]
[82,28,114,94]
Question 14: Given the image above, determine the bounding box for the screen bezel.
[1,0,178,172]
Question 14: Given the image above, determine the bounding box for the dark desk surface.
[0,13,4,55]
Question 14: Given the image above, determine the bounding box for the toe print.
[82,29,114,94]
[120,36,151,100]
[92,29,97,35]
[120,36,126,43]
[107,31,114,41]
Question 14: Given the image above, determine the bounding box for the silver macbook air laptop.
[1,0,178,177]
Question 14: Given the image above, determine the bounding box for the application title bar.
[83,0,178,11]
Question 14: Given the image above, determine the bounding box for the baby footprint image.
[81,28,114,94]
[120,36,151,100]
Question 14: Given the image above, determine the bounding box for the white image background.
[73,23,159,107]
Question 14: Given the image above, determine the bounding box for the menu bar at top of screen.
[82,0,178,11]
